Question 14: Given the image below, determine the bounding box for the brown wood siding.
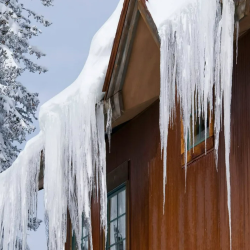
[91,31,250,249]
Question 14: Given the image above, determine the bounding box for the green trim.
[106,184,126,249]
[107,239,126,249]
[108,183,126,197]
[109,213,126,223]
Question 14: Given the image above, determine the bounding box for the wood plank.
[138,0,160,49]
[65,211,72,250]
[106,0,139,99]
[102,0,131,93]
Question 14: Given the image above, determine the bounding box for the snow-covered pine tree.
[0,0,52,172]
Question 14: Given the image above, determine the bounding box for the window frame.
[181,111,214,165]
[107,184,127,249]
[106,161,130,250]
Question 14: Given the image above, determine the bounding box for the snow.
[2,45,20,68]
[0,132,43,250]
[106,99,113,153]
[0,0,123,249]
[147,0,235,248]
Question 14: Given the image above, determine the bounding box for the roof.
[102,0,131,94]
[102,0,159,98]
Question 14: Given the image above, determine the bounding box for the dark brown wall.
[92,32,250,250]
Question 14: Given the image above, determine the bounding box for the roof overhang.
[103,0,250,129]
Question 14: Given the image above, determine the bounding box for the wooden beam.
[107,161,129,193]
[105,0,139,99]
[65,210,72,250]
[102,0,131,93]
[112,6,140,96]
[235,0,250,21]
[138,0,160,49]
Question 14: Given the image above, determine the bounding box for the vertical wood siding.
[90,31,250,250]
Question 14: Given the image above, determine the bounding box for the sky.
[19,0,119,249]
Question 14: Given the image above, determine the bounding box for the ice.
[0,0,123,249]
[0,132,44,250]
[148,0,235,247]
[106,99,113,153]
[236,21,239,64]
[0,0,236,249]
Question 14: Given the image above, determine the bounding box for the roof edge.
[102,0,131,93]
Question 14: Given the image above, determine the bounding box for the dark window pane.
[107,186,126,250]
[110,195,117,221]
[118,215,126,240]
[83,225,88,238]
[82,238,88,250]
[115,241,125,250]
[188,113,209,150]
[109,220,117,246]
[118,190,126,216]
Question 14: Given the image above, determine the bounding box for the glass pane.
[118,190,126,216]
[109,220,117,246]
[188,114,209,150]
[83,225,88,238]
[118,215,126,240]
[110,195,117,221]
[82,237,88,250]
[115,241,125,250]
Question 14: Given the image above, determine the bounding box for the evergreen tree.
[0,0,52,172]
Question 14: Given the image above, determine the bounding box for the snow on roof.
[40,0,123,123]
[147,0,195,28]
[0,0,123,249]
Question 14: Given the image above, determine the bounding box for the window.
[187,113,210,150]
[181,111,214,165]
[72,217,89,250]
[107,185,127,250]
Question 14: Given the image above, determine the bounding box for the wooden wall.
[91,31,250,249]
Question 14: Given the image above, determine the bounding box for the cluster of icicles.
[155,0,235,248]
[0,0,236,249]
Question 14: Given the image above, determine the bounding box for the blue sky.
[19,0,119,248]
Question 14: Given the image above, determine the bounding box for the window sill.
[181,136,214,166]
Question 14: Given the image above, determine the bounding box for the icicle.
[106,99,113,153]
[236,20,239,64]
[0,0,123,249]
[38,1,123,248]
[148,0,235,247]
[0,133,44,250]
[220,1,235,248]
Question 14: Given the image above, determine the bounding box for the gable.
[112,14,160,127]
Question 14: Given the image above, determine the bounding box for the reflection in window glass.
[107,185,126,250]
[72,217,89,250]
